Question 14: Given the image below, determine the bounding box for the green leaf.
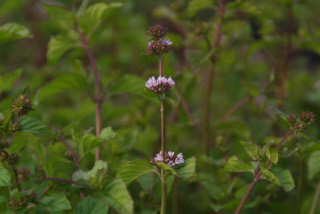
[88,160,108,187]
[42,4,74,29]
[187,0,214,17]
[266,147,278,164]
[76,196,109,214]
[39,193,71,212]
[0,69,22,92]
[80,2,123,35]
[117,160,156,185]
[37,74,88,102]
[0,23,32,42]
[308,150,320,180]
[47,35,78,64]
[103,178,133,214]
[260,165,280,185]
[175,157,196,181]
[156,162,177,176]
[19,116,47,135]
[73,160,107,188]
[224,156,254,173]
[271,167,295,192]
[0,166,12,187]
[240,141,259,160]
[99,127,117,140]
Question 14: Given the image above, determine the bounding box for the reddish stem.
[78,30,103,160]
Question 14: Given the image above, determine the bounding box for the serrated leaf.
[47,35,78,64]
[260,165,280,185]
[117,160,156,185]
[0,69,22,92]
[0,166,12,187]
[224,156,254,173]
[99,127,117,140]
[271,167,295,192]
[0,23,32,42]
[104,178,133,214]
[80,2,123,35]
[76,196,109,214]
[156,162,177,176]
[175,157,196,181]
[37,74,88,102]
[308,150,320,180]
[39,193,71,212]
[19,116,47,135]
[240,141,259,160]
[266,147,278,164]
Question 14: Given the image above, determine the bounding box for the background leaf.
[0,23,32,42]
[0,166,12,187]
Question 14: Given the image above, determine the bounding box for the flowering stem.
[158,54,167,214]
[78,30,102,161]
[235,178,258,214]
[160,169,167,214]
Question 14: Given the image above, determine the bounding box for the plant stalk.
[78,30,102,161]
[235,178,258,214]
[234,127,295,213]
[160,169,167,214]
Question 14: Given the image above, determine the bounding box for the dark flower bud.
[11,121,22,132]
[147,24,167,41]
[300,110,316,125]
[147,38,172,56]
[287,114,297,127]
[18,167,30,182]
[12,94,33,116]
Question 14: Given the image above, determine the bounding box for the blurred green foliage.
[1,0,320,213]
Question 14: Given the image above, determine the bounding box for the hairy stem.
[161,100,166,156]
[78,30,102,161]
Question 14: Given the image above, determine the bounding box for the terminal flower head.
[145,76,175,93]
[147,24,167,41]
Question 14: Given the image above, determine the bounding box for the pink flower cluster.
[145,76,175,93]
[150,151,184,167]
[147,38,173,56]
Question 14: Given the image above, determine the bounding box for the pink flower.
[145,76,175,93]
[150,151,184,167]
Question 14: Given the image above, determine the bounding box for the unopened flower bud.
[147,38,172,56]
[12,94,33,116]
[300,110,316,125]
[287,114,297,127]
[147,24,167,41]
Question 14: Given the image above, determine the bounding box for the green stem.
[160,169,167,214]
[310,179,320,214]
